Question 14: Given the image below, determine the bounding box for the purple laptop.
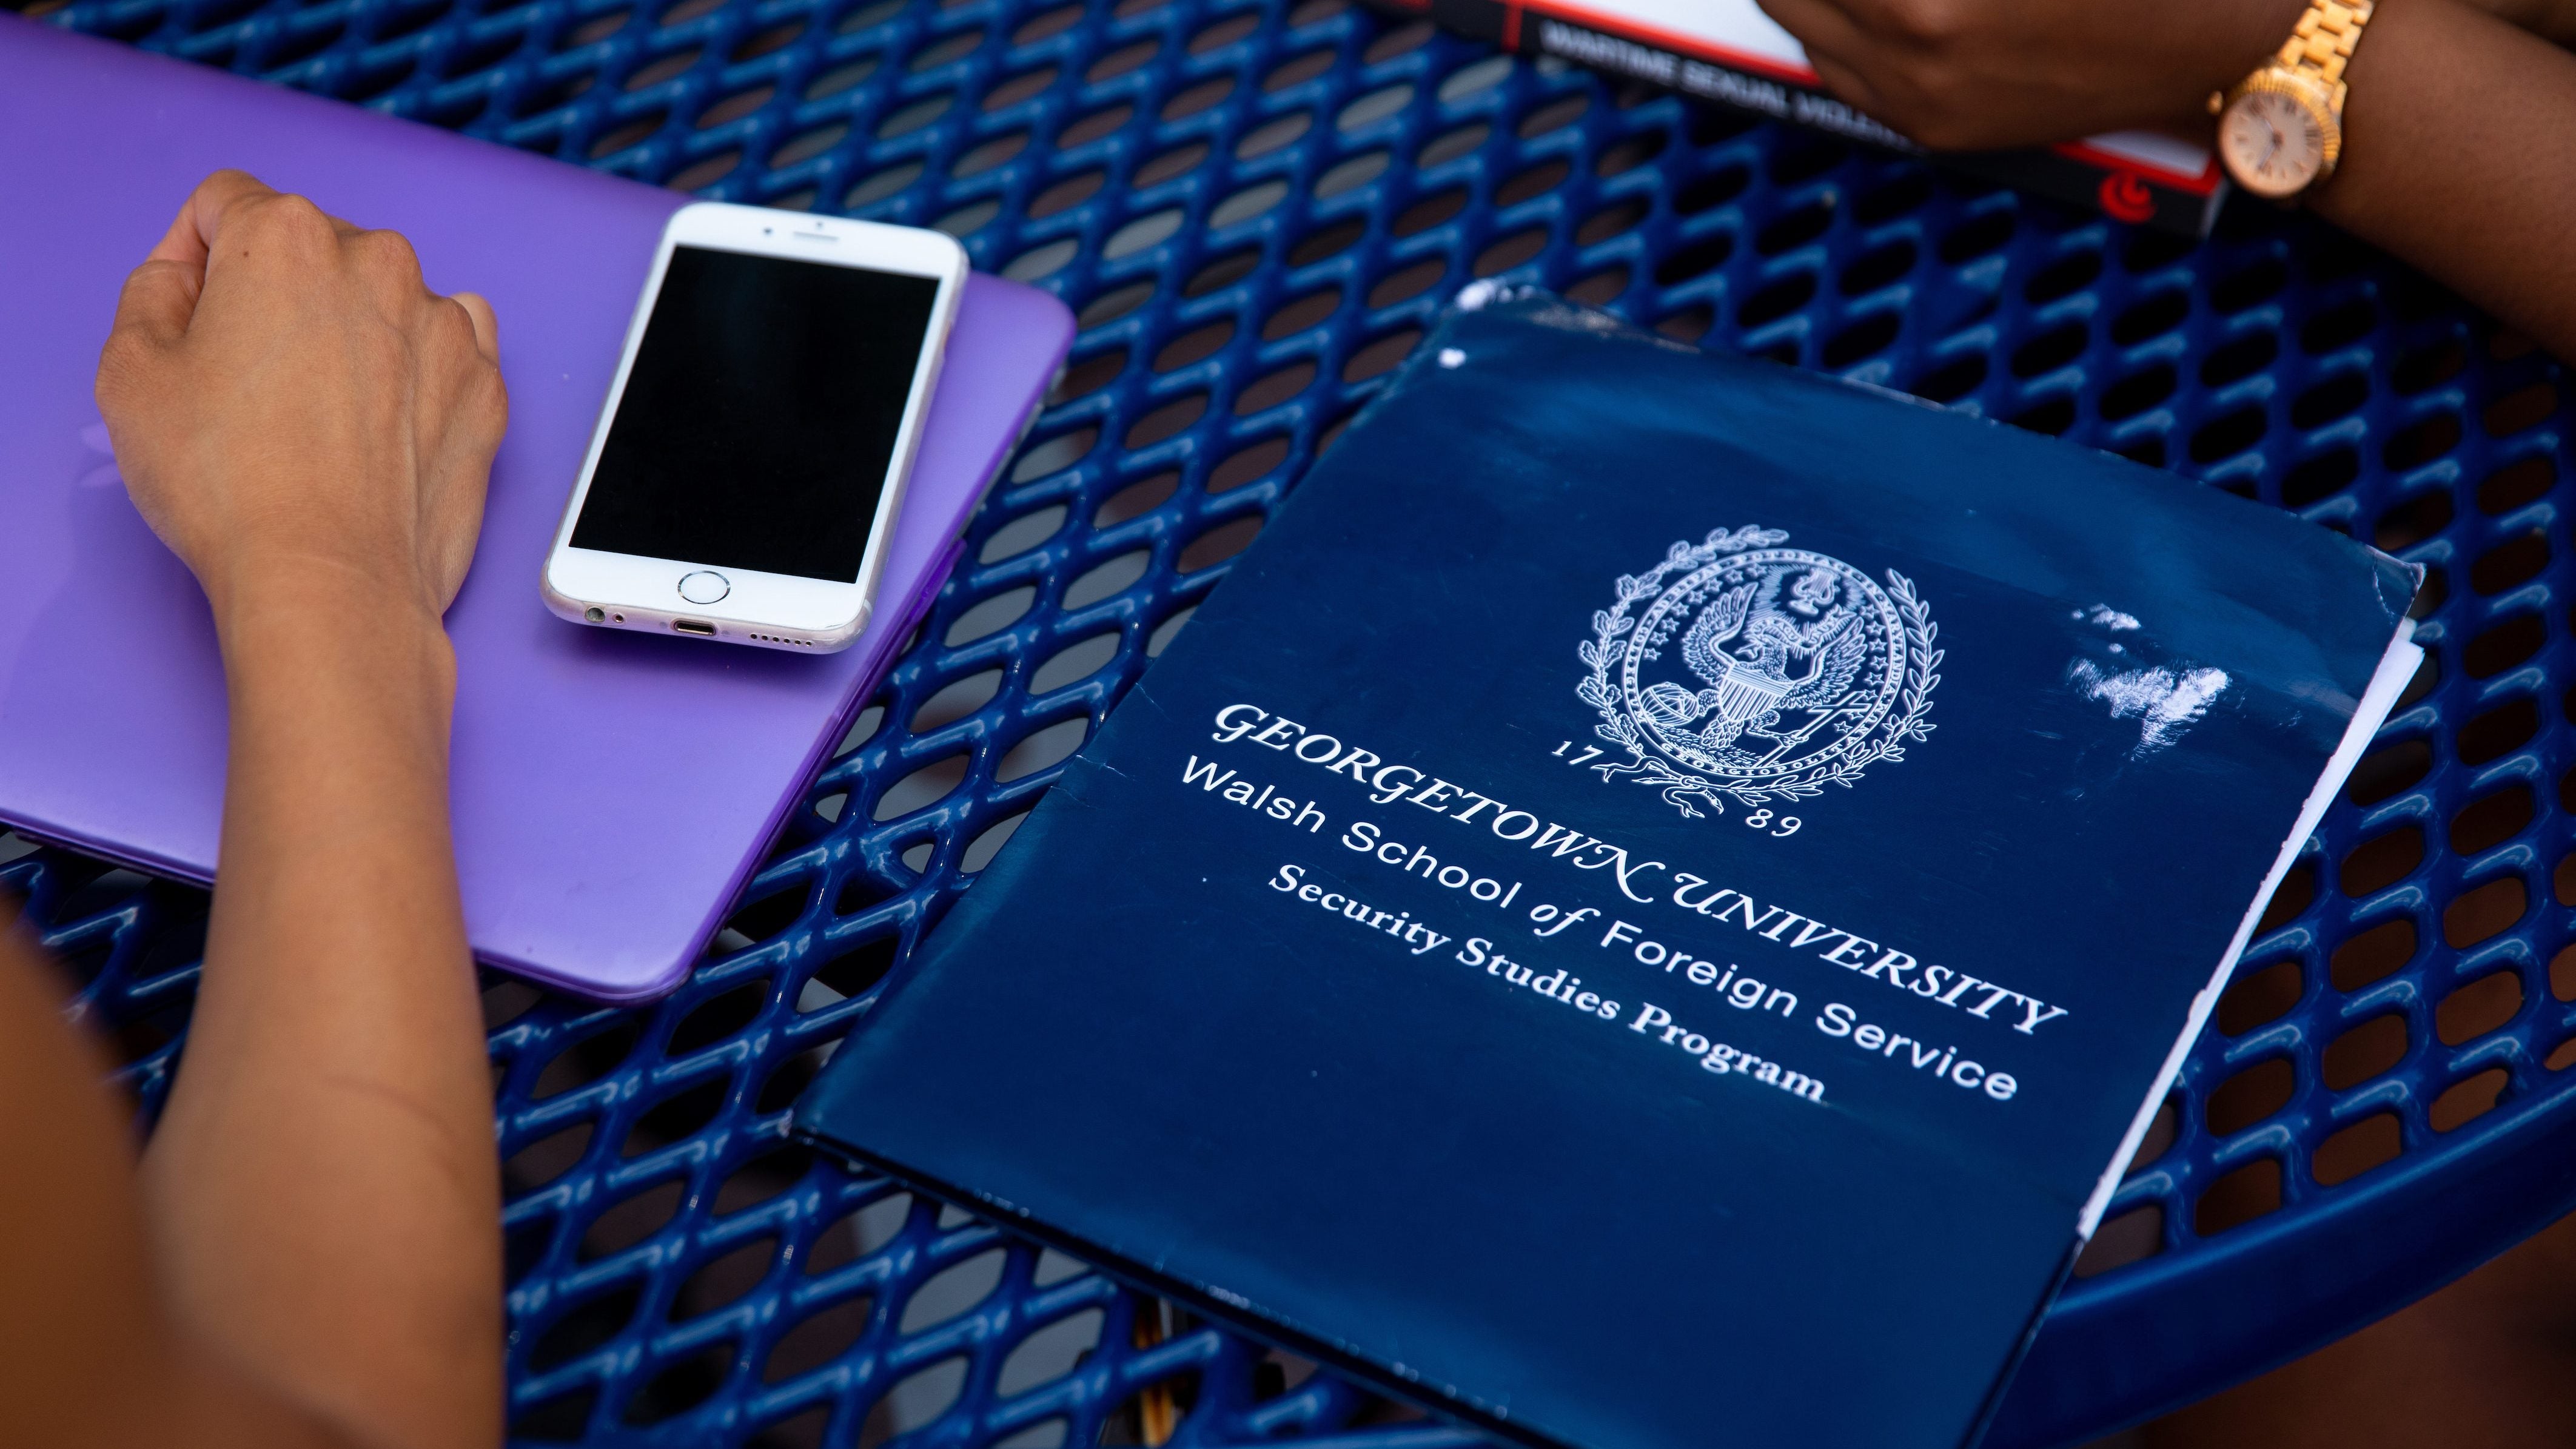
[0,19,1073,1001]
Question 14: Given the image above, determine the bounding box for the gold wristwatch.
[2209,0,2375,199]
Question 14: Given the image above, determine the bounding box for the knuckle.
[422,298,510,423]
[237,193,337,258]
[94,347,143,406]
[194,167,264,209]
[469,360,510,427]
[261,192,334,238]
[353,228,426,286]
[425,293,475,340]
[122,257,188,301]
[97,329,150,372]
[1879,0,1962,45]
[96,322,169,384]
[424,297,491,366]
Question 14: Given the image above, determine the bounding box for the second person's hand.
[1755,0,2309,150]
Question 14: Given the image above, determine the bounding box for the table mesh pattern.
[12,0,2576,1442]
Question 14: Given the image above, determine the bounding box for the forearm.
[0,927,365,1449]
[141,566,501,1449]
[2454,0,2576,44]
[2307,0,2576,360]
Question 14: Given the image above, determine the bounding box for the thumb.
[106,174,238,349]
[115,170,283,346]
[107,255,203,351]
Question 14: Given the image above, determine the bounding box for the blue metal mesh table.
[7,0,2575,1442]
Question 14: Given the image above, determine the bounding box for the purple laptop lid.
[0,18,1073,1001]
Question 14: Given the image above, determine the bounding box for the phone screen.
[569,244,942,583]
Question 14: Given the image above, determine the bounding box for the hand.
[1756,0,2309,150]
[94,169,506,625]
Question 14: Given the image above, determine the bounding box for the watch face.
[2221,86,2329,198]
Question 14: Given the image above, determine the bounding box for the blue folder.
[796,292,2418,1449]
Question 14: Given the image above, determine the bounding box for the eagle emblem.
[1577,526,1940,819]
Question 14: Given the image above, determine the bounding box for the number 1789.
[1551,740,1801,836]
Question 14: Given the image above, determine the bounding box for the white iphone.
[542,201,969,651]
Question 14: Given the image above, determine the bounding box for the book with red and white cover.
[1395,0,2227,235]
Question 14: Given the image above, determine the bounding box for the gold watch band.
[2276,0,2375,106]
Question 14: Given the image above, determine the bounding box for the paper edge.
[2075,622,2425,1237]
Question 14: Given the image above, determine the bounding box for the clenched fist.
[94,169,506,624]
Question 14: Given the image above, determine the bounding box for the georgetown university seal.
[1577,526,1940,819]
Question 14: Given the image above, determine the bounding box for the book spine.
[1375,0,2222,237]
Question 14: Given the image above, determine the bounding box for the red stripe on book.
[2051,137,2223,195]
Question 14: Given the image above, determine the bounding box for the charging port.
[673,620,717,636]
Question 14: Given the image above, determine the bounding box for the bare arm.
[2304,0,2576,354]
[141,571,503,1447]
[2460,0,2576,44]
[1756,0,2576,360]
[0,924,357,1449]
[0,169,506,1447]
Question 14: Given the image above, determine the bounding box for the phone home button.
[677,571,730,605]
